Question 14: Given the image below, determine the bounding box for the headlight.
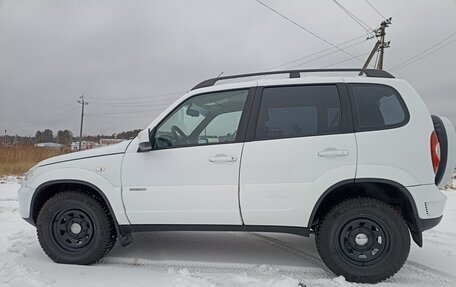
[24,165,38,182]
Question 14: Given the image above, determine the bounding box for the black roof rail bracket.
[289,72,300,78]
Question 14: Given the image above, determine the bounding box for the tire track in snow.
[422,229,456,254]
[99,256,326,279]
[234,233,329,271]
[100,231,329,279]
[101,232,455,285]
[1,230,54,287]
[100,231,331,281]
[245,232,455,286]
[401,261,455,285]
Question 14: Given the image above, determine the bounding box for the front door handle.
[318,148,349,157]
[209,154,237,163]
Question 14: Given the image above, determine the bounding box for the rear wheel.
[37,191,116,264]
[315,197,410,283]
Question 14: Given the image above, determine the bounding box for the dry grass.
[0,146,68,176]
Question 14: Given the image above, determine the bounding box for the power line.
[90,103,172,109]
[364,0,386,20]
[391,37,456,72]
[390,32,456,71]
[90,91,186,101]
[1,105,79,123]
[86,107,167,116]
[255,0,363,62]
[321,51,372,68]
[286,38,369,69]
[332,0,374,35]
[265,34,369,70]
[1,97,79,123]
[86,114,157,119]
[90,97,176,106]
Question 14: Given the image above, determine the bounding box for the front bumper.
[18,184,35,225]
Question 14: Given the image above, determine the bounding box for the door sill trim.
[119,224,311,237]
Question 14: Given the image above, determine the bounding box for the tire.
[37,191,116,264]
[315,197,410,283]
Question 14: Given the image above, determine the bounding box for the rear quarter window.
[349,84,409,131]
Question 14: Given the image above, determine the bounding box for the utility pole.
[77,95,89,151]
[361,17,392,70]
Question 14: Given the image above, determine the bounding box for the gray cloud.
[1,0,455,136]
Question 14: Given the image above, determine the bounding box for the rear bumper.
[407,184,447,220]
[420,215,443,232]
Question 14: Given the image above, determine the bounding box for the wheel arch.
[308,178,423,247]
[31,179,133,246]
[31,180,118,227]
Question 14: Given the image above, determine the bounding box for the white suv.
[19,69,455,283]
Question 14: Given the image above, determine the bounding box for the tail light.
[430,131,440,174]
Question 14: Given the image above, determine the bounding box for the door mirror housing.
[137,128,155,152]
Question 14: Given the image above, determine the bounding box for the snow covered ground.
[0,178,455,287]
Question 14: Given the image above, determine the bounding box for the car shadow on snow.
[106,231,322,268]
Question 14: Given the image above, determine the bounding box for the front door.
[122,89,252,225]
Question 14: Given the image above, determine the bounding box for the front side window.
[255,85,342,140]
[154,89,248,149]
[350,84,408,131]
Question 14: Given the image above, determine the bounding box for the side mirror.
[137,128,155,152]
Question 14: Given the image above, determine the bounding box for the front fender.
[30,168,130,225]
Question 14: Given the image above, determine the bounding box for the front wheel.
[315,198,410,283]
[37,191,116,264]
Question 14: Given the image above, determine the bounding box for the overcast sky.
[1,0,455,136]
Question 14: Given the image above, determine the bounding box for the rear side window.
[255,85,341,140]
[350,84,408,131]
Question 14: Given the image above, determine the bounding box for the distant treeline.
[0,129,142,146]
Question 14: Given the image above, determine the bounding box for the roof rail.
[191,68,395,90]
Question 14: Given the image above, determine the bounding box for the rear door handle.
[318,148,349,157]
[209,154,237,163]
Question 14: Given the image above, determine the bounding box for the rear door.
[239,84,357,227]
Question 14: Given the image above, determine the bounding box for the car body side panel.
[346,78,436,186]
[121,143,244,225]
[25,155,130,225]
[240,133,357,227]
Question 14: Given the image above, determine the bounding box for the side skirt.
[118,224,311,243]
